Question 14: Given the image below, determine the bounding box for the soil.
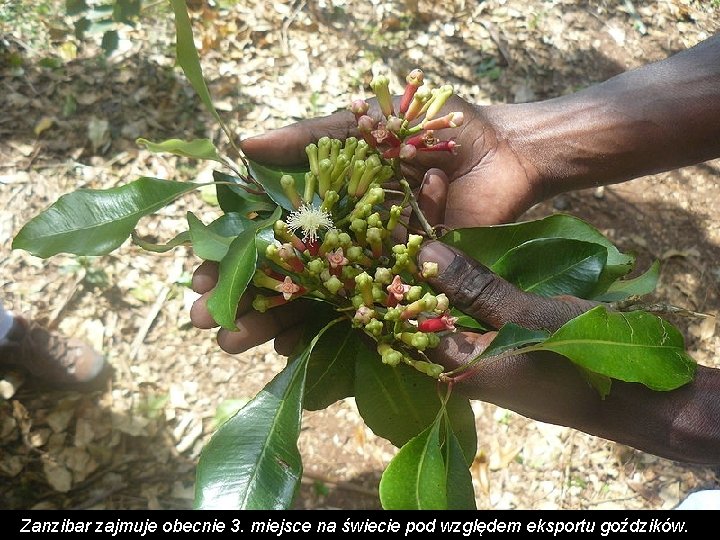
[1,0,718,509]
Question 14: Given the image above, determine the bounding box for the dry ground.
[1,0,719,509]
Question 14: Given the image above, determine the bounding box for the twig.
[400,179,436,240]
[610,297,710,319]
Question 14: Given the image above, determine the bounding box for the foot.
[0,316,108,390]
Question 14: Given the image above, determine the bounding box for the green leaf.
[379,419,447,510]
[137,138,221,162]
[131,230,190,253]
[491,238,607,298]
[444,427,476,510]
[248,160,309,211]
[596,260,661,302]
[195,320,338,509]
[475,323,550,361]
[12,177,198,257]
[206,228,258,329]
[303,321,362,410]
[451,309,487,331]
[441,214,634,295]
[213,171,276,215]
[534,306,696,391]
[187,212,234,262]
[576,367,613,399]
[169,0,225,127]
[355,355,476,463]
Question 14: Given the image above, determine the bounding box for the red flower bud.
[418,139,459,154]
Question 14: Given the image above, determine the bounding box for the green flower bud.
[330,138,342,162]
[305,143,319,176]
[383,307,402,322]
[342,137,358,159]
[306,258,325,276]
[422,292,438,312]
[372,284,385,303]
[346,245,364,262]
[324,275,344,295]
[392,244,407,255]
[399,331,429,351]
[413,360,444,378]
[347,159,366,197]
[423,84,454,122]
[374,267,393,285]
[338,232,352,249]
[320,190,339,213]
[350,218,367,245]
[304,172,317,203]
[406,286,423,302]
[365,318,384,337]
[377,343,403,366]
[318,158,333,198]
[319,230,339,255]
[317,136,331,162]
[367,212,383,229]
[421,261,438,279]
[330,154,349,186]
[370,75,394,118]
[354,271,374,306]
[281,174,302,210]
[406,234,423,257]
[252,270,282,291]
[426,332,441,349]
[376,165,394,184]
[341,265,360,281]
[386,205,403,233]
[435,293,449,312]
[353,139,369,162]
[351,294,364,309]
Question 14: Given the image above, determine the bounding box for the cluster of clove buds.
[250,69,464,378]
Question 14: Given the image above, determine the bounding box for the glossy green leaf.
[195,319,338,510]
[576,367,613,399]
[379,419,447,510]
[248,160,309,211]
[442,214,631,267]
[534,306,696,391]
[213,171,276,216]
[303,321,362,411]
[475,323,550,361]
[206,228,258,330]
[441,214,634,294]
[169,0,225,128]
[491,238,607,297]
[207,212,253,237]
[187,212,233,262]
[444,426,476,510]
[13,177,198,257]
[131,230,190,253]
[137,137,221,162]
[355,355,477,463]
[451,309,487,331]
[596,260,661,302]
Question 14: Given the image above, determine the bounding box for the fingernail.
[418,241,456,273]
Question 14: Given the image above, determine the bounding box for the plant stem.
[400,179,437,240]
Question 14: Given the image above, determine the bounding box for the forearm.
[491,34,720,197]
[467,352,720,465]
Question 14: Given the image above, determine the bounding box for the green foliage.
[196,327,322,509]
[12,177,198,257]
